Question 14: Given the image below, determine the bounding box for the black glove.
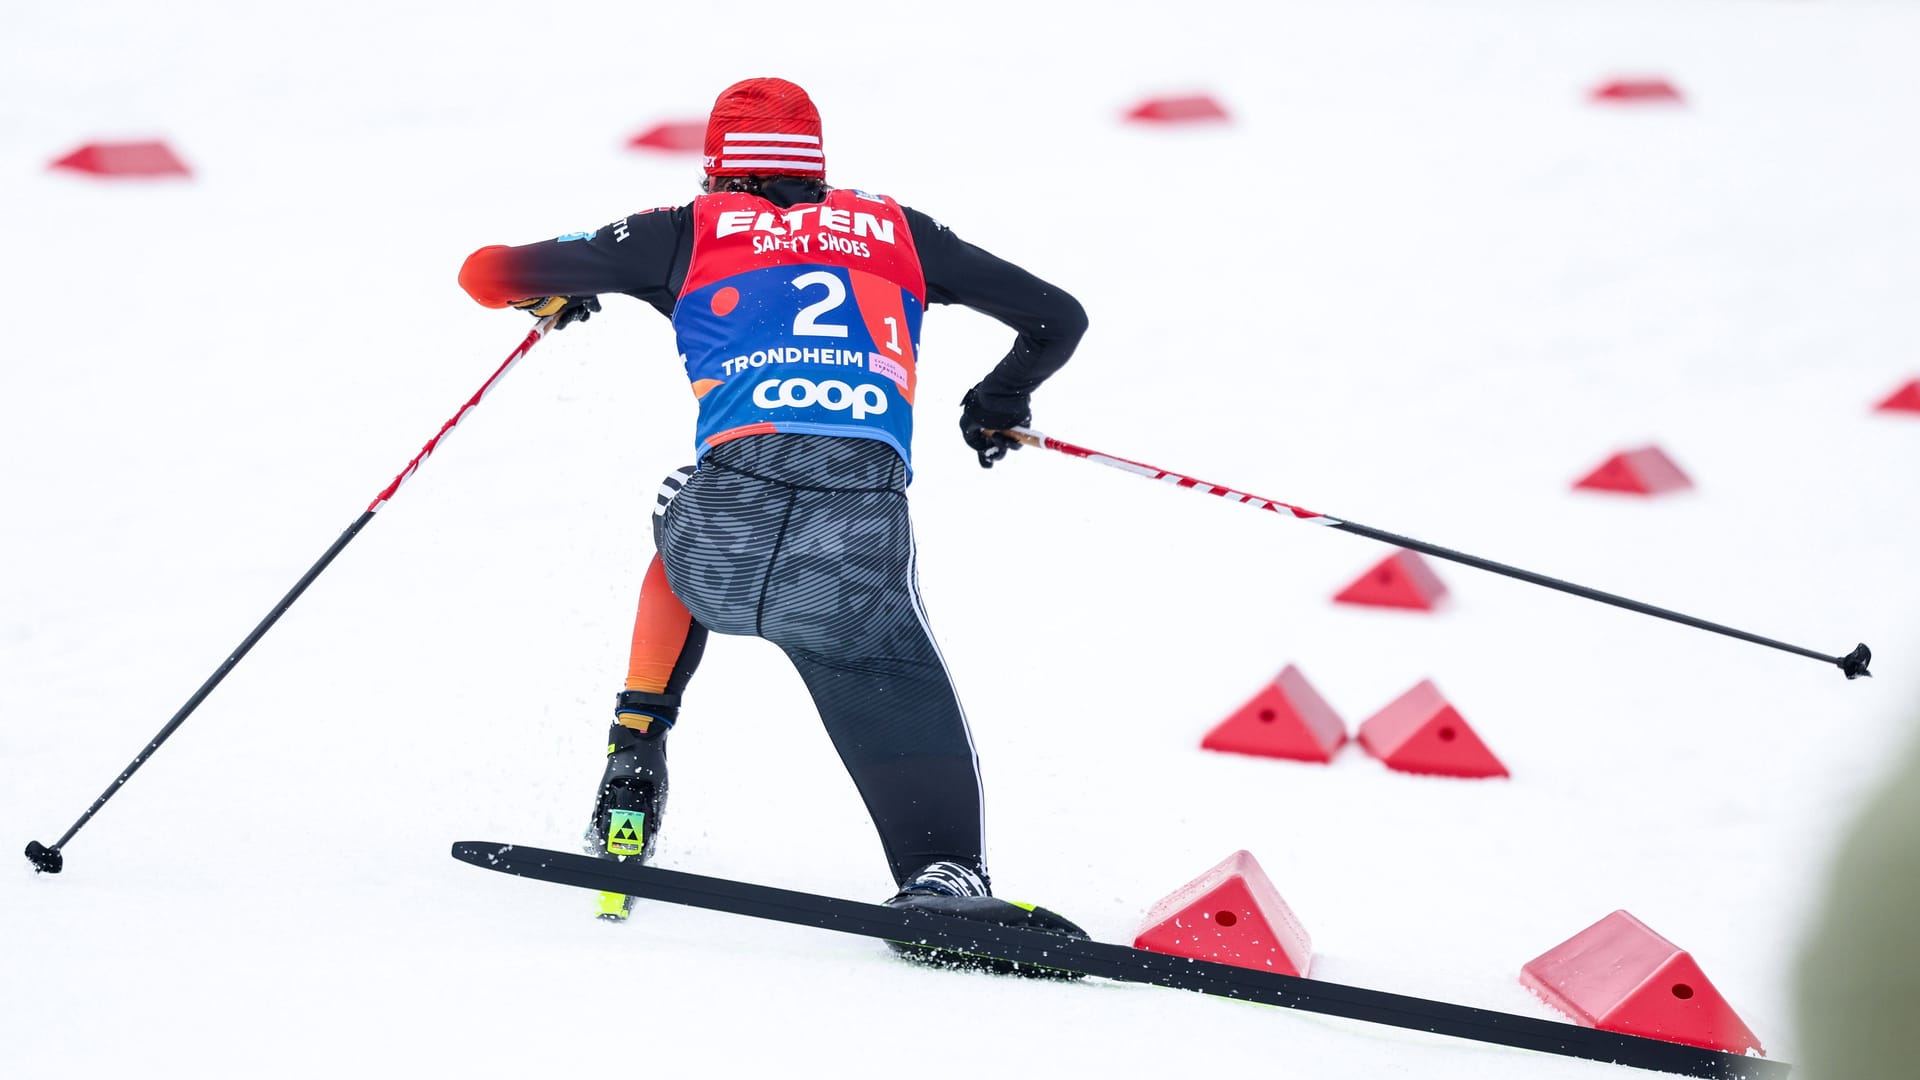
[511,294,601,330]
[958,387,1031,468]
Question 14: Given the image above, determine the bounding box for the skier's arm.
[458,205,692,317]
[906,206,1086,465]
[906,206,1088,404]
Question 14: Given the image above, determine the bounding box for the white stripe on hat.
[721,145,824,158]
[719,158,825,171]
[724,132,820,144]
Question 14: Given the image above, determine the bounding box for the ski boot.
[882,861,1088,979]
[583,692,674,920]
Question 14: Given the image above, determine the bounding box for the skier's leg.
[781,638,988,891]
[753,485,990,892]
[585,469,709,919]
[587,553,705,867]
[618,552,708,735]
[649,436,1084,962]
[772,553,1089,975]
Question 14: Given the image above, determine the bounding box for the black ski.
[450,841,1787,1080]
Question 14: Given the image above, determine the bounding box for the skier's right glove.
[959,387,1031,469]
[511,294,601,330]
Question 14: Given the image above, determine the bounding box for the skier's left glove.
[511,294,601,330]
[959,387,1030,468]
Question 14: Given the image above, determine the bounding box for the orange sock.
[619,554,699,732]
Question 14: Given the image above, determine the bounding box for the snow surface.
[5,2,1918,1077]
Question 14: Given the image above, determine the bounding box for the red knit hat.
[703,77,825,179]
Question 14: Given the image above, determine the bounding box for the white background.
[4,2,1916,1077]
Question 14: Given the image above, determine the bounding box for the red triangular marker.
[1134,850,1313,976]
[1874,378,1920,414]
[1522,910,1764,1055]
[628,121,706,153]
[49,141,191,178]
[1201,665,1346,763]
[1334,550,1448,611]
[1357,680,1507,778]
[1590,78,1685,105]
[1125,94,1231,124]
[1574,446,1692,495]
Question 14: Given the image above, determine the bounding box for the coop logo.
[752,377,888,420]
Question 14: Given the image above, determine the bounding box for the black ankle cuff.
[615,689,679,730]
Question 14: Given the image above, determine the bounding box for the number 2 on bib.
[791,271,850,338]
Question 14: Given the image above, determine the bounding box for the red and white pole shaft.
[1007,427,1870,680]
[1007,428,1344,525]
[369,319,550,511]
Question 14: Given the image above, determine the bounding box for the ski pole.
[1005,427,1872,681]
[23,317,559,875]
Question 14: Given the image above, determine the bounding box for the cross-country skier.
[458,77,1088,965]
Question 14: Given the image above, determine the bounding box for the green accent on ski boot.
[1009,901,1037,912]
[596,890,634,921]
[606,809,646,858]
